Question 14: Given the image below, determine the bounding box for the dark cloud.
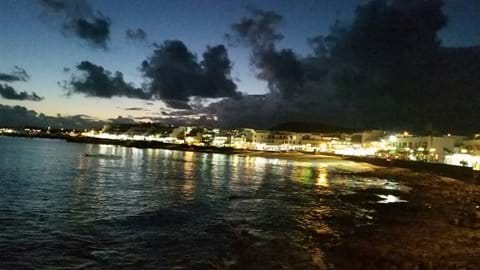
[216,2,480,134]
[108,116,138,125]
[0,104,104,129]
[199,45,240,98]
[225,8,284,51]
[163,99,193,110]
[123,107,148,111]
[58,39,238,109]
[204,94,280,128]
[72,17,111,49]
[63,61,151,99]
[140,40,199,101]
[39,0,111,49]
[40,0,65,11]
[0,84,43,101]
[0,66,30,82]
[227,8,304,99]
[126,28,147,41]
[141,40,239,101]
[322,0,456,131]
[62,42,239,106]
[256,49,304,98]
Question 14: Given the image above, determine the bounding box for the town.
[2,123,480,170]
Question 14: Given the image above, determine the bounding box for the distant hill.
[269,121,356,133]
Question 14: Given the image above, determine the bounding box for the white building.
[389,135,460,162]
[464,135,480,155]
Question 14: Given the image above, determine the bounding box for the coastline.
[2,133,478,181]
[4,133,477,184]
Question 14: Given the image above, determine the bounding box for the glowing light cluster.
[444,154,480,170]
[334,147,379,157]
[0,128,15,134]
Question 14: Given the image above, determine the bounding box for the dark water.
[0,137,409,269]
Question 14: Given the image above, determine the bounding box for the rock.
[452,218,460,226]
[461,218,471,227]
[419,260,433,270]
[401,261,414,270]
[467,264,478,270]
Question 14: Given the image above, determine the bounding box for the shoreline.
[2,133,477,184]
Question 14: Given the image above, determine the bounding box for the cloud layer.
[0,104,104,129]
[63,61,151,99]
[0,84,43,101]
[141,40,239,101]
[39,0,111,49]
[63,41,240,109]
[210,1,480,134]
[126,28,147,41]
[0,66,30,82]
[25,0,480,134]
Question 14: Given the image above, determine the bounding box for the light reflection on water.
[0,137,410,269]
[376,194,408,204]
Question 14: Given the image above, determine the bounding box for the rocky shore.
[325,167,480,270]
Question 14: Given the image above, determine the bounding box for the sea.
[0,136,409,269]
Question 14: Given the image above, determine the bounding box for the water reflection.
[376,194,408,204]
[0,137,412,269]
[182,151,195,200]
[316,167,329,187]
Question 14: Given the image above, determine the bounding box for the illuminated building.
[464,134,480,155]
[388,134,461,162]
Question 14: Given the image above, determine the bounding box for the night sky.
[1,0,480,132]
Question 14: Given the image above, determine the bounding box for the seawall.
[344,156,480,185]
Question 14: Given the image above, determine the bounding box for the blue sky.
[0,0,479,120]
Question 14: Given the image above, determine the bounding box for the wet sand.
[325,167,480,270]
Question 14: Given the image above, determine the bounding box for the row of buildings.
[76,124,480,169]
